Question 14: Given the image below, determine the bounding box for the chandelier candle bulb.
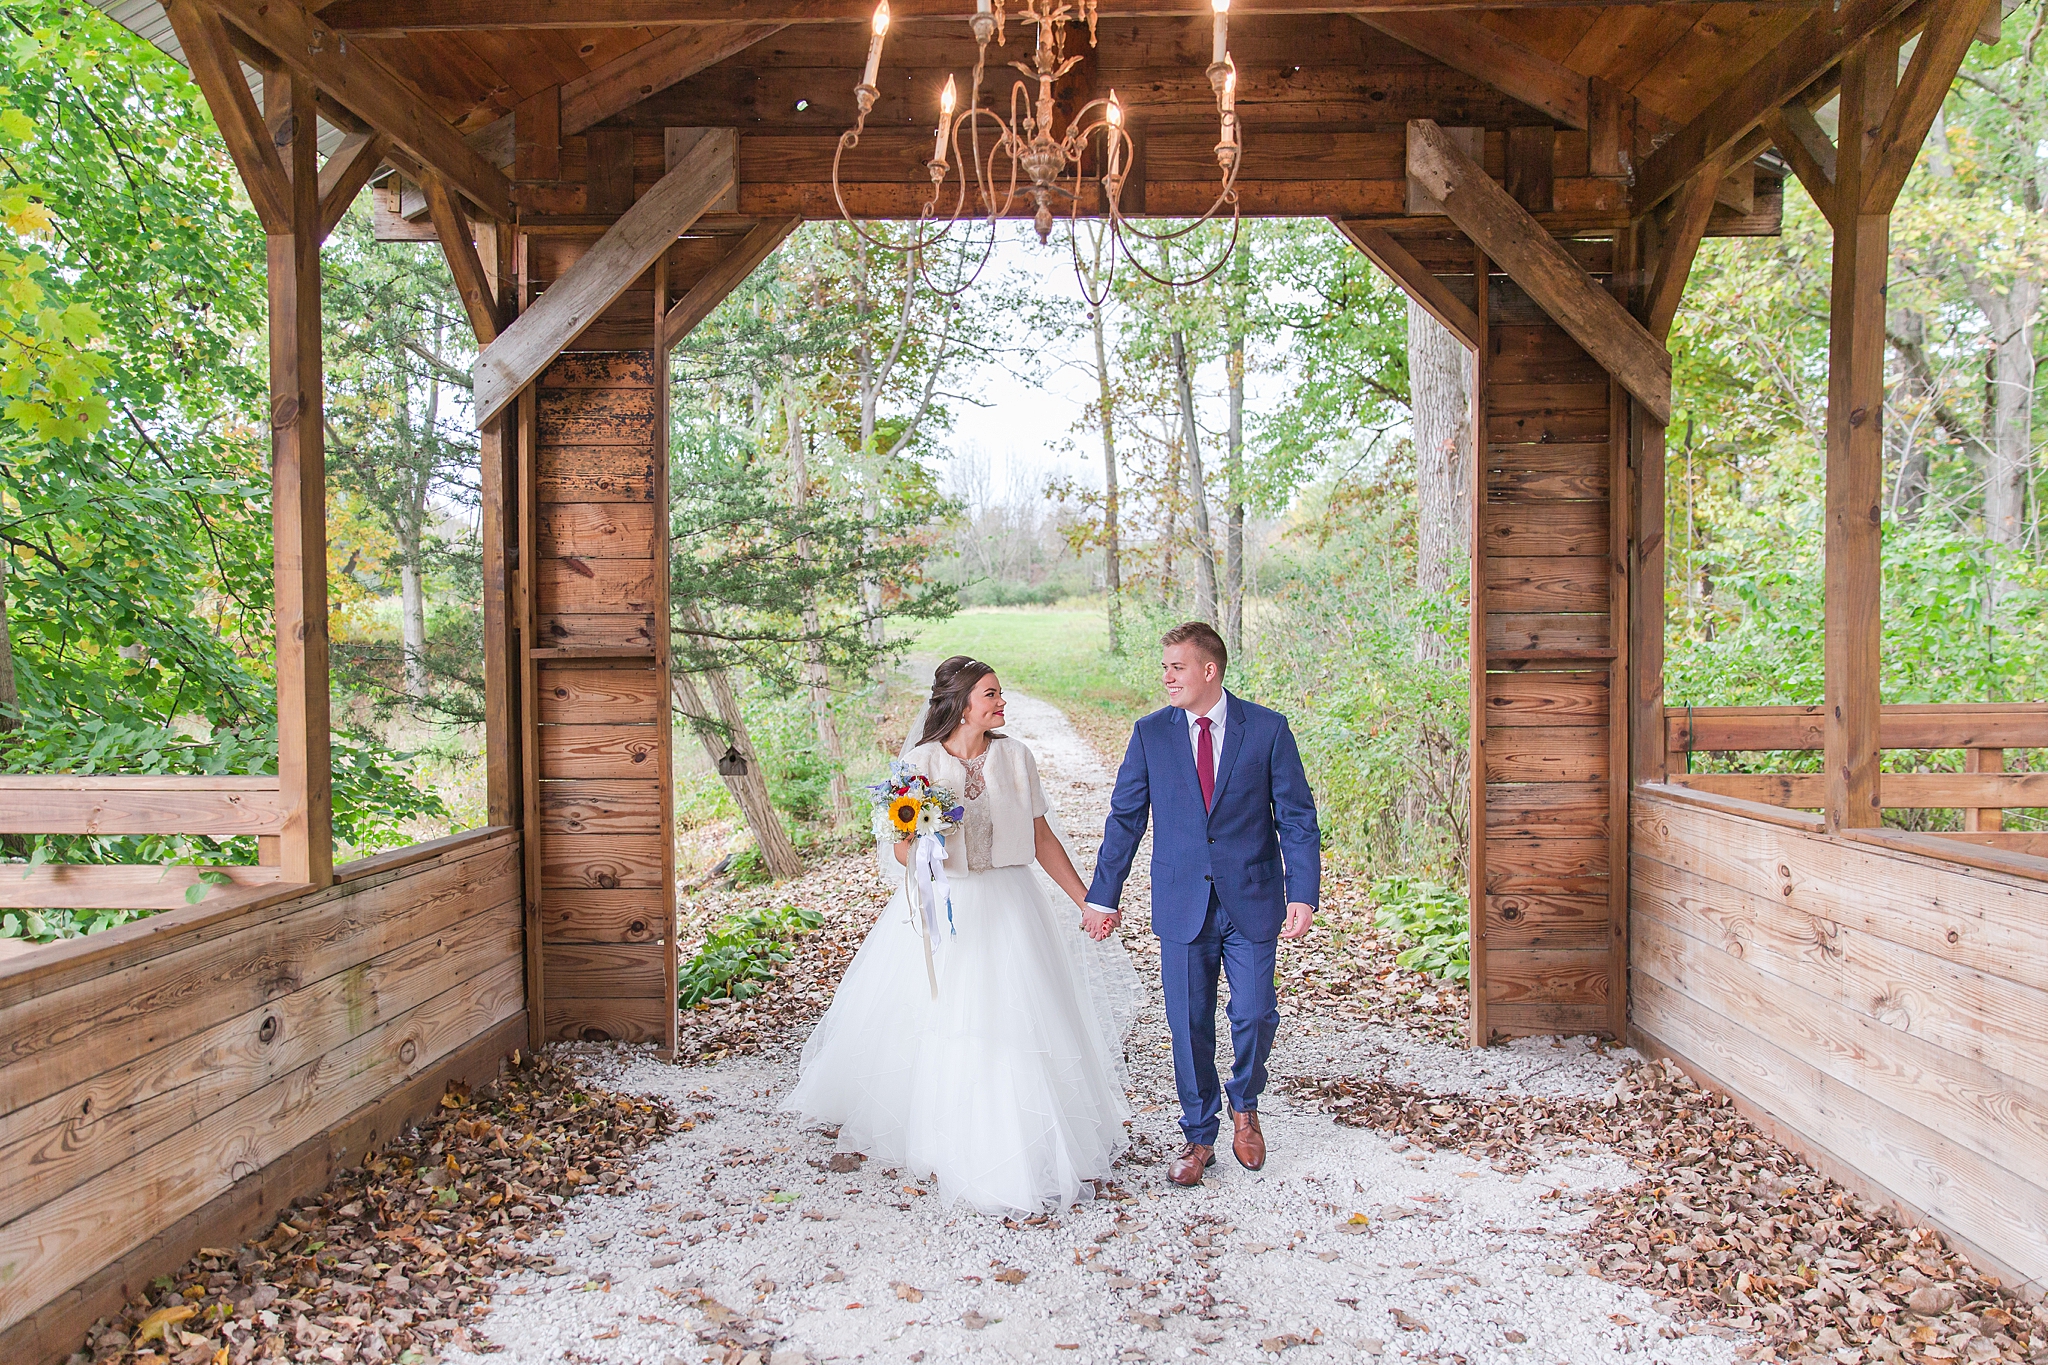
[862,0,890,90]
[935,74,957,162]
[1212,0,1230,66]
[1106,91,1123,179]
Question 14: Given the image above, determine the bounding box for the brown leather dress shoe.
[1168,1143,1215,1186]
[1231,1109,1265,1171]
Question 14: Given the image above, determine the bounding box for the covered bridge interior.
[2,0,2042,1357]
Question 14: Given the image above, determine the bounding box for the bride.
[781,656,1139,1215]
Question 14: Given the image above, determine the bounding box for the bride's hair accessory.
[920,654,1007,747]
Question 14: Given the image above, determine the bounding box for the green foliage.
[1231,469,1468,875]
[0,5,441,881]
[2,904,149,943]
[678,903,824,1008]
[1369,875,1470,982]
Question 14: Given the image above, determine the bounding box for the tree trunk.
[1409,298,1472,661]
[1091,302,1123,654]
[1886,307,1933,522]
[1161,435,1181,610]
[0,543,17,733]
[399,523,429,700]
[673,668,804,880]
[786,394,853,825]
[1972,280,2040,559]
[1169,330,1220,625]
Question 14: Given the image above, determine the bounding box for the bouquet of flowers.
[866,761,965,998]
[867,760,965,841]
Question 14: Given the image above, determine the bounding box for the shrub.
[678,904,824,1008]
[1369,875,1470,981]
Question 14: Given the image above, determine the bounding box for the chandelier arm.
[1110,204,1243,290]
[832,131,972,256]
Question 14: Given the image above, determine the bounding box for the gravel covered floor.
[446,691,1752,1365]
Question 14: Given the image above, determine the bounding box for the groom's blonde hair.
[1161,621,1227,675]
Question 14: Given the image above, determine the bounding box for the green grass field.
[908,602,1152,755]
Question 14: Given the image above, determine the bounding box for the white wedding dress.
[781,734,1141,1215]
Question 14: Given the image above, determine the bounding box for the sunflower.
[889,796,921,834]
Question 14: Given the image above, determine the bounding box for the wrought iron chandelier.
[832,0,1245,303]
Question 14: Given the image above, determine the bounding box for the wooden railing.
[0,776,294,909]
[1663,703,2048,856]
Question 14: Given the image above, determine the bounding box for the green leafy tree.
[0,4,438,888]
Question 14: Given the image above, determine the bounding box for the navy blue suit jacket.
[1086,693,1321,944]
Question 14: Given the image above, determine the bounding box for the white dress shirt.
[1086,692,1230,921]
[1185,690,1230,780]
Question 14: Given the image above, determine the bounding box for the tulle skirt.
[781,862,1142,1215]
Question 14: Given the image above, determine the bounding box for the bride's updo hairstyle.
[917,656,1006,747]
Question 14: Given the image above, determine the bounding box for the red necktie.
[1196,716,1216,811]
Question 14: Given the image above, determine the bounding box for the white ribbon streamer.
[909,830,953,999]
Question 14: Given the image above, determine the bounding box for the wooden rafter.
[1331,221,1478,350]
[163,0,292,232]
[315,130,389,241]
[1762,101,1840,223]
[473,133,737,421]
[662,217,802,349]
[202,0,514,221]
[1642,157,1726,341]
[422,175,501,345]
[1358,11,1587,129]
[316,0,1818,32]
[1631,0,1919,213]
[563,23,788,135]
[1864,0,1996,212]
[1406,119,1670,422]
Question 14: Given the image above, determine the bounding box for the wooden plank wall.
[1630,787,2048,1287]
[522,231,676,1047]
[0,832,526,1363]
[1465,237,1627,1041]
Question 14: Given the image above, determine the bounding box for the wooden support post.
[268,72,334,888]
[1617,225,1669,791]
[1466,245,1490,1049]
[653,253,679,1058]
[515,235,544,1052]
[1823,41,1897,832]
[478,223,521,830]
[1964,748,2004,832]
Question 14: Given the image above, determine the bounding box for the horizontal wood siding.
[1476,295,1624,1038]
[529,348,674,1047]
[0,833,527,1362]
[1629,788,2048,1287]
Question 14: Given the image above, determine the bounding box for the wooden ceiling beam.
[663,217,802,348]
[422,175,502,345]
[473,133,736,421]
[1332,221,1478,350]
[563,23,788,135]
[1762,101,1839,224]
[1357,12,1587,129]
[317,0,1818,34]
[1862,0,1995,212]
[315,130,389,241]
[1407,118,1669,422]
[204,0,514,221]
[1630,0,1919,214]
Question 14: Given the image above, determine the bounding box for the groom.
[1085,621,1321,1185]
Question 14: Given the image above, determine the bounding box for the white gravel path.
[448,690,1757,1365]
